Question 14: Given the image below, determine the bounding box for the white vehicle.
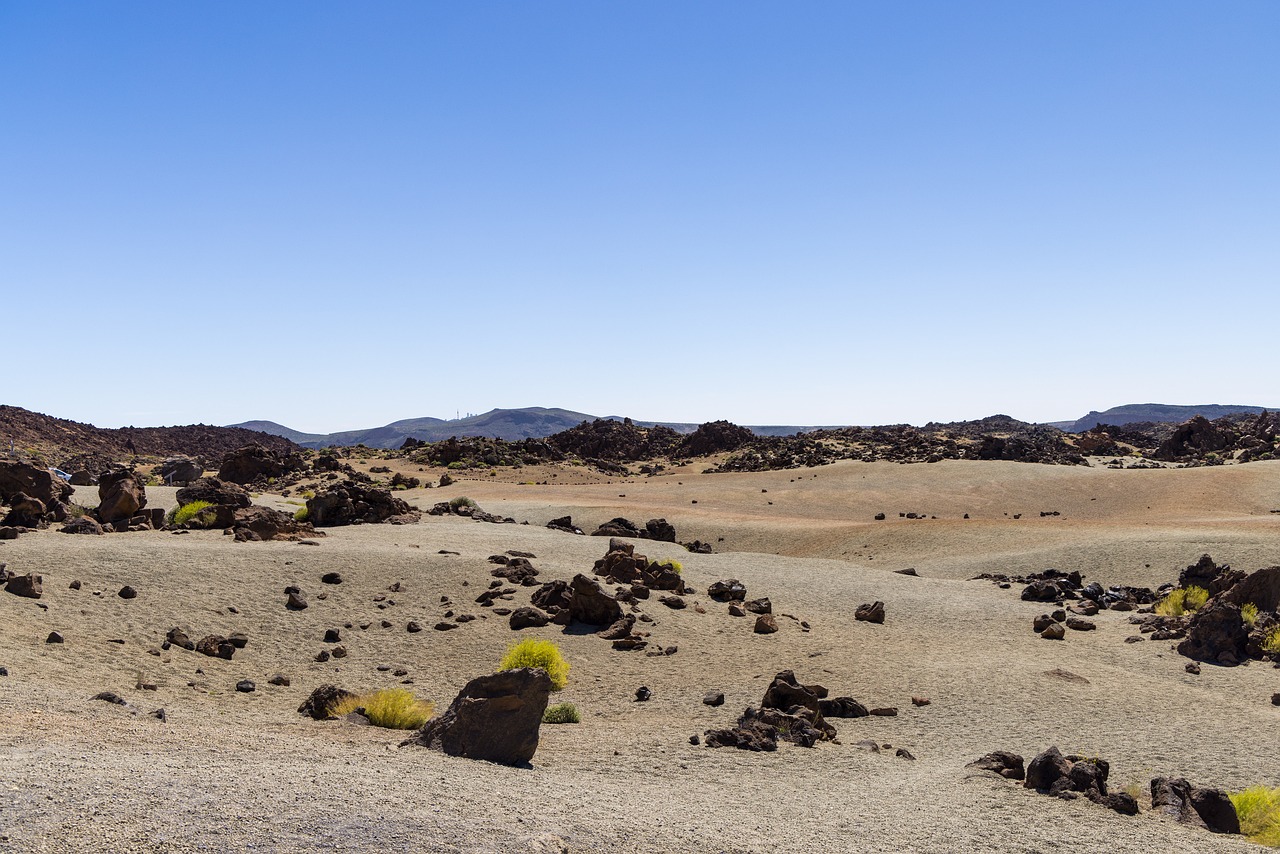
[51,468,72,482]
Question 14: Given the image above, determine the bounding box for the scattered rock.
[5,572,42,599]
[404,668,552,765]
[118,585,137,600]
[855,601,886,624]
[235,680,256,693]
[753,614,779,634]
[968,751,1026,780]
[298,685,356,720]
[635,686,652,702]
[46,631,64,644]
[703,691,725,707]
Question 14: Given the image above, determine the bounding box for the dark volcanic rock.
[5,572,42,599]
[231,506,318,542]
[1151,777,1241,833]
[175,477,251,509]
[855,601,886,624]
[59,516,104,535]
[404,668,552,766]
[307,481,420,527]
[509,606,550,630]
[1177,601,1248,666]
[218,444,304,486]
[298,684,356,720]
[968,751,1026,780]
[568,574,623,626]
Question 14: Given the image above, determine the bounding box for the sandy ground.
[2,460,1279,853]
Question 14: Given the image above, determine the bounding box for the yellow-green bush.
[1231,786,1280,846]
[171,500,216,528]
[1243,602,1260,628]
[330,688,434,730]
[656,559,683,575]
[1264,626,1280,657]
[499,639,569,691]
[542,702,580,724]
[294,506,309,522]
[1155,586,1209,618]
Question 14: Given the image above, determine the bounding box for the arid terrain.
[3,458,1279,852]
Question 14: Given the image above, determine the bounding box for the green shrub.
[172,500,216,528]
[1231,786,1280,846]
[1243,603,1260,628]
[299,489,315,500]
[499,639,569,691]
[1155,586,1209,618]
[448,496,477,510]
[294,506,309,522]
[542,702,580,724]
[446,461,468,470]
[331,688,434,730]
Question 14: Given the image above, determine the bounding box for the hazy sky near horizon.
[3,2,1277,432]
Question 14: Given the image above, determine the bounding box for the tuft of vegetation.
[1155,585,1209,617]
[448,496,477,510]
[1263,626,1280,657]
[1243,602,1260,628]
[655,558,683,575]
[1231,786,1280,846]
[330,688,434,730]
[542,702,581,724]
[299,489,315,500]
[294,506,309,522]
[171,500,216,528]
[499,639,569,691]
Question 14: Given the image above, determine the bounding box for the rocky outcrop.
[1022,746,1138,815]
[1177,601,1248,666]
[307,481,420,526]
[158,456,203,485]
[0,462,72,526]
[96,467,146,524]
[403,668,552,765]
[1150,777,1240,833]
[593,542,688,593]
[175,477,251,509]
[218,444,305,486]
[230,506,320,542]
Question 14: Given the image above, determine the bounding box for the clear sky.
[3,2,1277,432]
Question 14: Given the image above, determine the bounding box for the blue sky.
[2,2,1277,431]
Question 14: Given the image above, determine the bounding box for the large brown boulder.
[2,493,49,528]
[96,467,146,524]
[60,516,104,535]
[175,477,251,509]
[404,668,551,765]
[0,461,73,510]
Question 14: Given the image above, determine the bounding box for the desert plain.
[3,457,1280,853]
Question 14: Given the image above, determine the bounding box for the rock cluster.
[309,481,421,526]
[705,671,876,752]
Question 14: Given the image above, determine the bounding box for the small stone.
[434,622,458,631]
[1186,663,1201,675]
[689,735,700,745]
[1040,623,1065,640]
[406,621,421,633]
[321,572,343,584]
[314,650,330,663]
[870,707,898,716]
[324,629,341,643]
[635,686,652,702]
[118,586,137,599]
[911,696,930,707]
[286,592,308,610]
[332,646,348,659]
[235,680,256,693]
[753,614,779,634]
[268,674,290,686]
[896,748,916,760]
[703,691,725,706]
[69,580,81,590]
[0,666,7,676]
[46,631,64,644]
[151,708,167,722]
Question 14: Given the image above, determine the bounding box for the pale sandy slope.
[0,461,1278,853]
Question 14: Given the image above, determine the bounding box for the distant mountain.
[232,408,838,448]
[1052,403,1276,433]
